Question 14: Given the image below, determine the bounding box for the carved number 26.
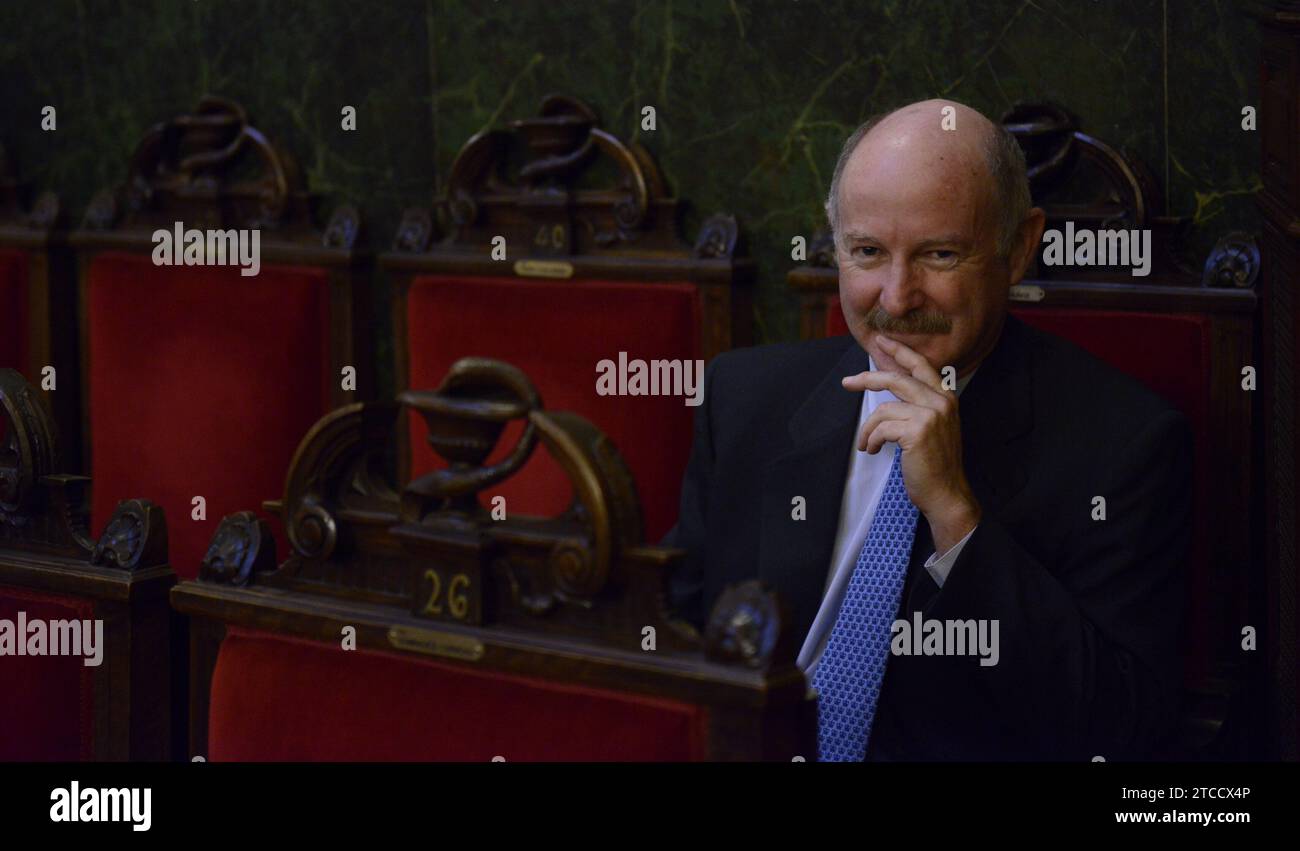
[421,569,470,620]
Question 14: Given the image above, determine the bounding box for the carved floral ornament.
[1203,232,1261,288]
[201,511,274,586]
[90,500,167,571]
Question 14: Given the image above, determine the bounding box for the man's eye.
[855,246,880,258]
[931,250,957,261]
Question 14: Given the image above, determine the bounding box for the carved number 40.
[422,569,471,620]
[534,224,565,250]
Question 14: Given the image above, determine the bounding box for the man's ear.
[1008,207,1047,286]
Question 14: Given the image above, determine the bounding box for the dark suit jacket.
[664,314,1191,760]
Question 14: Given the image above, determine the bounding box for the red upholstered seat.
[0,585,95,760]
[406,275,701,543]
[0,248,29,372]
[86,252,333,579]
[208,628,708,761]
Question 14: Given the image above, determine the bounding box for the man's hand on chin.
[841,334,982,554]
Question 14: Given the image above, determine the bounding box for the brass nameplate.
[1009,284,1045,302]
[514,259,574,279]
[388,626,484,662]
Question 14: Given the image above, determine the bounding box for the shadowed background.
[0,0,1260,395]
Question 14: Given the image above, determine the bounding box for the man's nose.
[877,260,925,317]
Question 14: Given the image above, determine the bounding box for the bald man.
[665,99,1191,761]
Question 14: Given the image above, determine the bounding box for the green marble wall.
[0,0,1262,388]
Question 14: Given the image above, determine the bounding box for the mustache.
[863,306,953,335]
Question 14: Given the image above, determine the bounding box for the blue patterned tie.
[813,446,919,761]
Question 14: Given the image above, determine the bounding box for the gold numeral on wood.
[421,568,443,615]
[421,569,472,620]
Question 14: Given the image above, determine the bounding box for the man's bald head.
[825,99,1031,257]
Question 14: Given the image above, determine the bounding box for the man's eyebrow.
[915,234,969,248]
[839,232,970,248]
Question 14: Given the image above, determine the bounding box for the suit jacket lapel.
[758,339,869,639]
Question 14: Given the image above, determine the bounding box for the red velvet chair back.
[82,253,334,579]
[384,94,752,546]
[68,97,370,580]
[403,275,701,543]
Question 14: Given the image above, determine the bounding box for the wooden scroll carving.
[394,93,736,260]
[77,95,359,251]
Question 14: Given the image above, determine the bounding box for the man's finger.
[875,334,945,390]
[842,370,946,409]
[858,401,914,451]
[866,335,905,375]
[864,419,908,455]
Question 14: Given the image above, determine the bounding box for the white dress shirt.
[796,358,978,687]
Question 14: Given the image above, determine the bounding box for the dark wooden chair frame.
[0,142,80,471]
[0,368,174,760]
[1255,1,1300,760]
[172,358,814,761]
